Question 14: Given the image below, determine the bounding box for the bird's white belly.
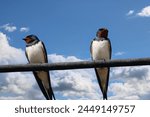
[26,42,45,63]
[92,40,110,60]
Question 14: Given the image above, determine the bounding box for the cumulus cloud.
[48,54,82,63]
[51,69,99,99]
[126,10,134,16]
[0,24,17,32]
[0,32,150,100]
[110,66,150,99]
[137,6,150,17]
[20,27,29,32]
[48,54,100,99]
[0,33,26,64]
[47,54,150,100]
[0,32,42,99]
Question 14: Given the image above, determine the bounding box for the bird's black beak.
[23,38,26,41]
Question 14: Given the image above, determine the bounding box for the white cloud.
[114,51,125,56]
[0,24,17,32]
[49,54,100,99]
[0,32,26,64]
[0,32,150,100]
[110,66,150,99]
[46,54,150,100]
[137,6,150,17]
[0,32,42,99]
[20,27,29,32]
[48,54,82,63]
[126,10,134,16]
[1,73,33,94]
[0,24,30,33]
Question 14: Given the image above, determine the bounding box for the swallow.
[90,28,112,100]
[23,35,55,100]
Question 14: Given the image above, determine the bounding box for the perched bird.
[90,28,112,100]
[23,35,55,100]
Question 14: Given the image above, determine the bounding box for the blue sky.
[0,0,150,59]
[0,1,150,100]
